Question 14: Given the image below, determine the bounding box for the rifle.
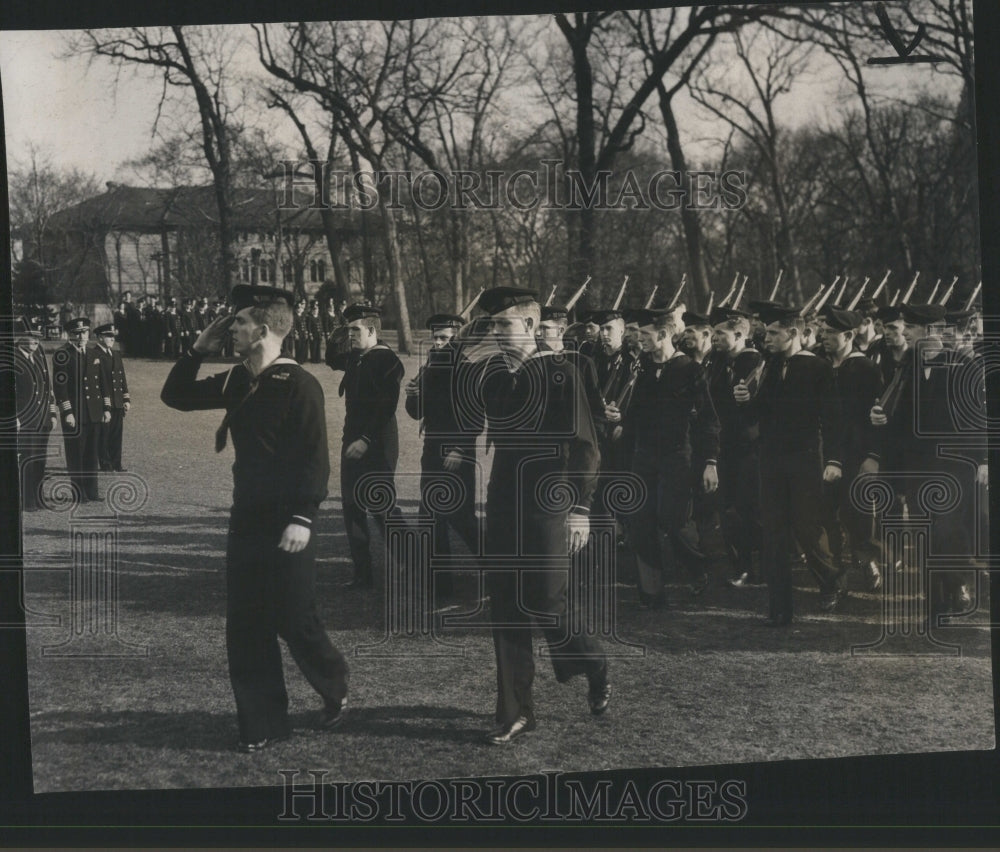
[846,277,870,311]
[768,269,783,301]
[833,276,849,306]
[889,288,901,306]
[643,285,659,310]
[565,276,591,311]
[963,281,982,312]
[927,279,941,305]
[718,273,739,307]
[611,275,629,311]
[732,275,748,309]
[870,269,891,301]
[811,276,840,314]
[799,284,826,316]
[666,274,687,310]
[459,286,485,320]
[938,276,958,306]
[706,291,715,314]
[544,283,558,308]
[899,271,920,305]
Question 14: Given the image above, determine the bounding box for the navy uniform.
[163,302,181,358]
[478,287,609,745]
[404,314,483,598]
[178,299,196,352]
[819,308,884,586]
[622,309,721,607]
[161,284,348,750]
[326,304,405,587]
[306,302,323,363]
[706,307,763,586]
[53,317,107,502]
[124,294,143,357]
[293,303,309,362]
[739,304,843,624]
[876,303,984,617]
[92,324,131,472]
[11,320,57,511]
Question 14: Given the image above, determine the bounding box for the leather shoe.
[236,732,290,753]
[763,613,792,627]
[588,682,612,716]
[689,572,710,596]
[345,575,373,590]
[319,697,348,730]
[728,572,765,588]
[486,716,536,745]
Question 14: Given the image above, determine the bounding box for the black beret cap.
[478,286,538,316]
[588,309,623,325]
[944,309,975,324]
[426,313,465,330]
[876,305,902,323]
[855,297,877,316]
[756,304,803,325]
[747,299,785,315]
[93,324,118,337]
[821,308,864,332]
[632,308,671,327]
[343,303,383,323]
[540,306,569,323]
[230,285,296,312]
[709,307,752,326]
[900,303,947,325]
[65,317,91,333]
[681,310,711,327]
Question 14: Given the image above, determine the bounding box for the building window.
[268,259,277,282]
[317,259,326,281]
[283,261,293,284]
[260,258,269,282]
[310,259,318,282]
[241,259,250,282]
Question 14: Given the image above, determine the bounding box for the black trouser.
[716,445,762,577]
[309,338,322,363]
[98,409,125,471]
[19,429,51,510]
[629,446,701,598]
[759,447,841,619]
[485,511,606,726]
[419,441,479,595]
[340,442,401,581]
[823,457,880,569]
[62,417,100,501]
[226,513,349,743]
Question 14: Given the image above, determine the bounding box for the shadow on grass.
[31,704,489,752]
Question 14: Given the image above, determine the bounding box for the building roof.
[44,183,359,234]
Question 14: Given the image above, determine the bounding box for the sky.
[0,15,954,186]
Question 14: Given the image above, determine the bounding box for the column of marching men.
[14,278,987,750]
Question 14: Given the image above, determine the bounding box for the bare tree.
[69,26,244,291]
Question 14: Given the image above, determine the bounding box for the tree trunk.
[658,84,711,310]
[376,176,413,355]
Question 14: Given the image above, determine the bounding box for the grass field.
[19,352,994,793]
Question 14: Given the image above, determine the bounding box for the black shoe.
[236,732,289,753]
[345,575,373,589]
[588,681,612,716]
[114,467,128,473]
[319,697,348,730]
[486,716,536,745]
[728,572,765,589]
[763,613,792,627]
[638,590,666,610]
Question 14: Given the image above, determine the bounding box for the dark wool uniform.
[591,344,640,472]
[125,302,143,356]
[306,311,323,363]
[740,349,842,621]
[178,306,196,352]
[53,340,107,501]
[824,352,883,569]
[293,311,309,363]
[483,349,607,727]
[623,353,720,604]
[706,348,763,581]
[327,341,405,584]
[14,342,57,510]
[880,345,985,614]
[163,309,181,358]
[94,339,131,471]
[161,350,348,744]
[405,342,483,580]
